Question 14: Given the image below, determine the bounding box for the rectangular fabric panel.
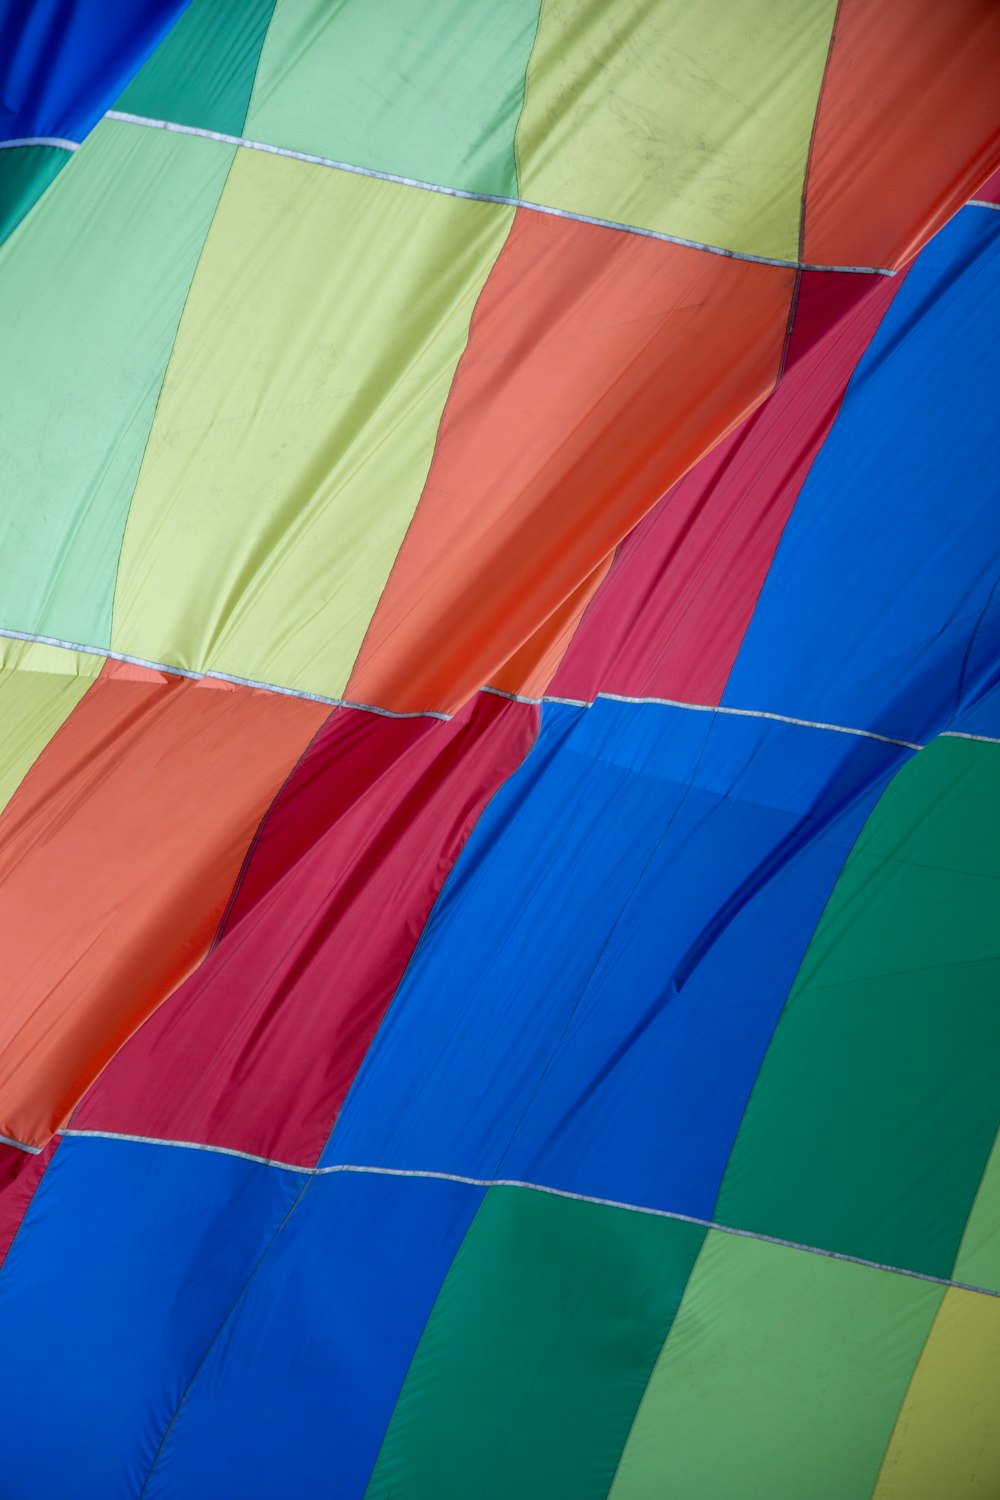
[0,1136,303,1500]
[0,659,326,1148]
[111,149,513,699]
[244,0,543,197]
[140,1172,484,1500]
[609,1230,942,1500]
[0,639,101,817]
[802,0,1000,269]
[726,199,1000,746]
[327,698,906,1218]
[716,737,1000,1279]
[348,211,793,714]
[516,0,837,260]
[364,1185,706,1500]
[0,118,234,649]
[75,694,537,1166]
[872,1288,1000,1500]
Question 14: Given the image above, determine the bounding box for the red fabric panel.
[0,1139,57,1271]
[76,693,538,1167]
[974,168,1000,206]
[550,268,904,706]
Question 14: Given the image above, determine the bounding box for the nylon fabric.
[76,694,537,1166]
[608,1230,942,1500]
[0,119,234,648]
[551,268,902,705]
[0,1136,303,1500]
[115,0,277,138]
[717,736,1000,1278]
[110,151,514,699]
[726,208,1000,745]
[516,0,837,262]
[141,1172,483,1500]
[802,0,1000,269]
[871,1288,1000,1499]
[364,1185,706,1500]
[0,639,102,818]
[0,0,187,143]
[348,212,793,715]
[0,661,325,1147]
[326,699,906,1215]
[244,0,543,198]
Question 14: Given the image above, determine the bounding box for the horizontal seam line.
[0,135,79,152]
[0,628,449,721]
[969,199,1000,211]
[58,1130,997,1297]
[104,110,893,276]
[0,1132,42,1154]
[485,684,922,748]
[941,730,1000,745]
[0,628,942,745]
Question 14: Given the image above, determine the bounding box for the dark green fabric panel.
[0,144,69,247]
[115,0,277,137]
[365,1185,705,1500]
[716,736,1000,1278]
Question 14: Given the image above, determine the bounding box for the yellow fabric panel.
[516,0,837,263]
[873,1287,1000,1499]
[111,149,513,699]
[0,640,103,818]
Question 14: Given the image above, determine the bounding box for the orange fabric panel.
[487,553,614,701]
[348,211,794,716]
[0,660,326,1148]
[803,0,1000,271]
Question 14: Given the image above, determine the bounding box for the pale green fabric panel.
[0,120,234,649]
[610,1230,940,1500]
[955,1132,1000,1292]
[245,0,542,197]
[517,0,838,261]
[0,641,103,819]
[111,150,513,698]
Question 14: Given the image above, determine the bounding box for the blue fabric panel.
[0,0,187,143]
[326,699,905,1217]
[142,1171,483,1500]
[725,206,1000,747]
[950,680,1000,741]
[0,1136,303,1500]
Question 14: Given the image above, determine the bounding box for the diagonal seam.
[104,110,896,276]
[57,1130,1000,1301]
